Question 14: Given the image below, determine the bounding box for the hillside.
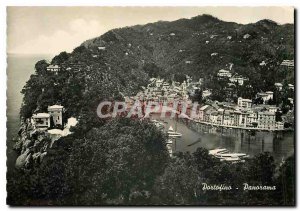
[9,14,295,206]
[82,14,294,84]
[20,14,294,128]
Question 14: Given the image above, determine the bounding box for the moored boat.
[168,126,182,137]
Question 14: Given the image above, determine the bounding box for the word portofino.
[97,100,199,119]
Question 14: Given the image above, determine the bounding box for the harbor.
[150,114,294,164]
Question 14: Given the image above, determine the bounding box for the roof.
[48,129,63,135]
[218,69,230,73]
[199,105,210,111]
[211,111,218,115]
[238,97,252,102]
[32,113,50,118]
[48,105,64,109]
[258,112,275,116]
[257,92,268,96]
[47,65,60,69]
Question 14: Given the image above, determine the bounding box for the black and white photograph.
[5,5,295,206]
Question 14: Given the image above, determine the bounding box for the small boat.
[208,148,229,155]
[166,139,173,144]
[215,153,248,159]
[220,157,241,162]
[168,126,182,137]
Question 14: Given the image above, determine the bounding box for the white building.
[288,84,294,90]
[217,69,232,78]
[257,111,276,130]
[274,83,283,91]
[230,75,248,86]
[280,60,294,68]
[32,113,51,129]
[202,90,212,98]
[237,97,252,108]
[256,91,273,103]
[47,65,60,73]
[48,105,64,126]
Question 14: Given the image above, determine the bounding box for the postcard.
[6,6,295,206]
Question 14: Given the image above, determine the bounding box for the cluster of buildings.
[217,69,249,86]
[196,99,283,130]
[128,76,202,103]
[274,82,294,91]
[31,105,78,140]
[32,105,64,129]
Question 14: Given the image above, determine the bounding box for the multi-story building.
[48,105,64,126]
[32,113,51,129]
[229,74,248,86]
[256,91,273,103]
[217,69,232,78]
[237,97,252,108]
[198,105,210,121]
[280,60,294,68]
[257,111,276,129]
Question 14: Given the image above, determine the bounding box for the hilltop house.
[48,105,64,126]
[229,74,248,86]
[32,105,64,130]
[217,69,232,78]
[280,60,294,68]
[47,65,60,73]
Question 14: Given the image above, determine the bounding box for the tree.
[65,118,169,205]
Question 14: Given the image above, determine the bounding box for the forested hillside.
[8,15,295,206]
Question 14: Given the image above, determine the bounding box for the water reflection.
[153,115,294,164]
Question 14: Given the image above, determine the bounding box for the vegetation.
[7,130,295,205]
[9,15,295,206]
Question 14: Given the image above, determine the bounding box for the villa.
[47,65,60,73]
[217,69,232,78]
[32,105,64,130]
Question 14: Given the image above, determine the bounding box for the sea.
[7,54,53,169]
[6,54,294,169]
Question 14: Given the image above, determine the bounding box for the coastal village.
[125,60,294,132]
[28,59,294,160]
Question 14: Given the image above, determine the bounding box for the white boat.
[220,157,241,162]
[215,153,248,159]
[168,126,182,137]
[166,144,173,155]
[209,148,229,155]
[166,139,173,144]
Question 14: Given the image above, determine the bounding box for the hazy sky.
[7,7,294,55]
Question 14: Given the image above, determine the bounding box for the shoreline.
[188,119,293,132]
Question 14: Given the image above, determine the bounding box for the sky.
[7,7,294,55]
